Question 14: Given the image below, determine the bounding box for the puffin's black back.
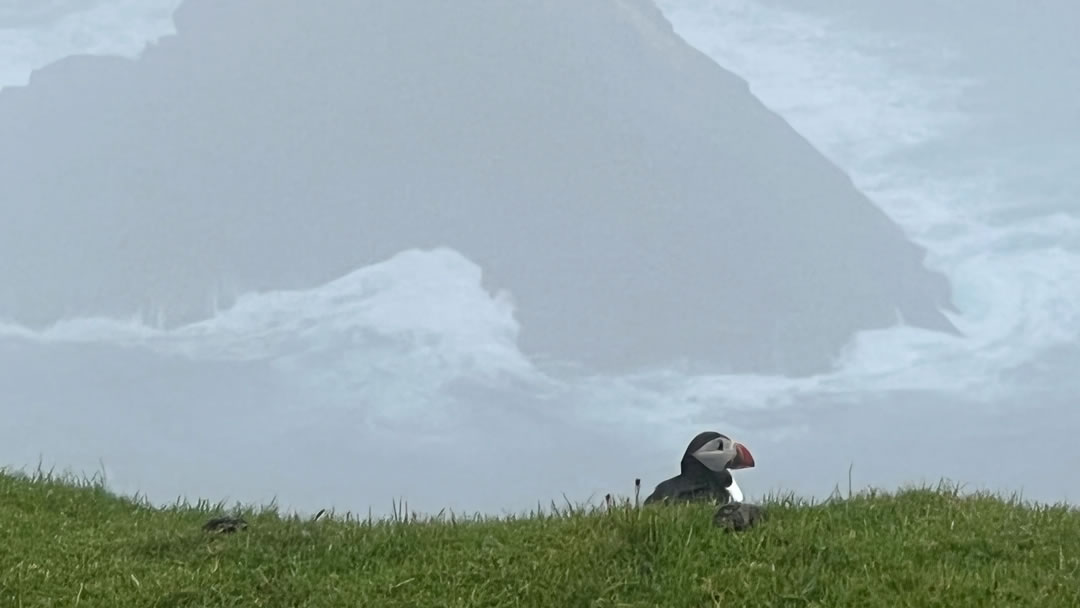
[643,469,734,504]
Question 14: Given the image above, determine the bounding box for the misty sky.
[1,0,1078,516]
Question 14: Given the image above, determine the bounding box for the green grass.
[2,469,1079,607]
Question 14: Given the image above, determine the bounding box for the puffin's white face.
[691,434,756,473]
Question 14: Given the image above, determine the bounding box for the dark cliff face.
[0,0,956,376]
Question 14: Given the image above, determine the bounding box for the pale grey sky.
[1,0,1077,515]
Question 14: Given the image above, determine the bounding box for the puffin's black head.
[680,432,755,476]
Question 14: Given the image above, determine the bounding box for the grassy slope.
[1,471,1079,607]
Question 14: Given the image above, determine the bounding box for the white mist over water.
[659,0,1080,387]
[3,0,1079,514]
[0,0,178,87]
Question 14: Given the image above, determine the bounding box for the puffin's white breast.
[728,478,744,503]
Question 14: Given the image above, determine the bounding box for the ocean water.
[2,0,1078,515]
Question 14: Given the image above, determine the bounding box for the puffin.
[643,431,755,505]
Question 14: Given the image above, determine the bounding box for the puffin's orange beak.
[730,442,755,469]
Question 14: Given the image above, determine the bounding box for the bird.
[643,431,755,506]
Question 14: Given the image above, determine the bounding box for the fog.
[1,0,1077,516]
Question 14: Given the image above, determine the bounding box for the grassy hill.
[1,469,1078,607]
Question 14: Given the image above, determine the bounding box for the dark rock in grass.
[202,516,248,534]
[713,502,766,532]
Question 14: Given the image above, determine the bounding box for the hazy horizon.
[2,0,1078,516]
